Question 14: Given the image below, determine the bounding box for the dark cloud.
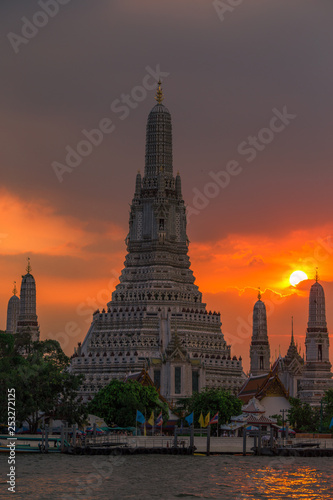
[1,1,333,345]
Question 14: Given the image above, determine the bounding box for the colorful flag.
[209,412,219,425]
[198,412,204,427]
[185,412,194,425]
[330,417,333,429]
[136,410,145,424]
[155,412,163,427]
[148,411,154,426]
[204,412,210,428]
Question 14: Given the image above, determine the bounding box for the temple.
[6,282,20,334]
[298,274,333,405]
[241,275,333,407]
[70,83,245,402]
[4,258,40,342]
[249,289,271,376]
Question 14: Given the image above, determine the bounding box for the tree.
[176,388,242,426]
[88,379,169,427]
[320,389,333,432]
[270,414,283,427]
[0,332,87,432]
[287,397,316,432]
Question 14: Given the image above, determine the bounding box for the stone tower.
[250,291,271,376]
[16,258,40,341]
[298,275,333,405]
[277,317,304,397]
[70,83,245,401]
[6,282,20,334]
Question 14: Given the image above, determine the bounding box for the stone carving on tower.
[250,290,271,376]
[70,83,245,402]
[298,272,333,406]
[16,258,40,342]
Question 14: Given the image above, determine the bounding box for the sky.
[1,0,333,372]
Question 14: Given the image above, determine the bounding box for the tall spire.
[291,316,295,345]
[17,259,40,341]
[26,257,32,274]
[250,295,270,375]
[258,287,261,301]
[6,281,20,334]
[145,81,172,178]
[315,267,319,282]
[155,80,164,104]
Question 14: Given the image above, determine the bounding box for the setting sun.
[290,270,308,287]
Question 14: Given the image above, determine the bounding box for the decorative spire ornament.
[315,267,319,282]
[155,80,164,104]
[26,257,32,274]
[258,287,261,300]
[12,281,17,296]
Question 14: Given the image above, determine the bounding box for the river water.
[1,454,332,499]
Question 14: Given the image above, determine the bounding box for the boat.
[0,435,71,453]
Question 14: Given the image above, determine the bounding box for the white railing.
[84,434,189,449]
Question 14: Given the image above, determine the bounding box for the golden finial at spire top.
[155,80,164,104]
[258,287,261,300]
[26,257,32,274]
[12,281,17,296]
[315,267,319,282]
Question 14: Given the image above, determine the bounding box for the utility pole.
[280,409,287,447]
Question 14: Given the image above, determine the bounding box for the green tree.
[287,397,316,432]
[270,414,283,427]
[87,379,169,427]
[319,389,333,432]
[176,388,242,426]
[0,332,87,432]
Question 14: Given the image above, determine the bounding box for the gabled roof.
[246,414,278,426]
[256,373,289,400]
[238,371,289,404]
[238,373,269,403]
[242,397,265,414]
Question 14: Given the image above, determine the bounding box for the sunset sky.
[1,0,333,372]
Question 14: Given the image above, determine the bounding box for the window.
[260,355,264,370]
[175,367,181,394]
[154,370,161,389]
[159,219,165,230]
[318,344,323,361]
[192,371,199,393]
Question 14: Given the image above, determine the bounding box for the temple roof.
[238,371,289,404]
[242,397,266,414]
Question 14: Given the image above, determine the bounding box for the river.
[1,454,332,499]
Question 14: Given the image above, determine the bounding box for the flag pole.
[144,409,146,437]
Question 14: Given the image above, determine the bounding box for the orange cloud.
[0,188,125,258]
[190,225,333,294]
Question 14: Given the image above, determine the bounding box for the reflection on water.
[248,463,331,500]
[1,455,332,499]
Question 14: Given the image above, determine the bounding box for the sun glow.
[290,270,308,287]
